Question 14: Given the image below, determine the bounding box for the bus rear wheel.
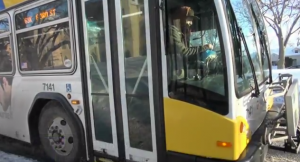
[38,101,84,162]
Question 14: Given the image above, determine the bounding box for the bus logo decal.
[66,83,72,92]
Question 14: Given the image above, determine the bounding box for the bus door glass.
[82,0,157,161]
[81,0,119,157]
[115,0,157,161]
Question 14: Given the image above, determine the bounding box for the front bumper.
[167,121,268,162]
[167,143,268,162]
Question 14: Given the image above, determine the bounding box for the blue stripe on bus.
[0,0,5,10]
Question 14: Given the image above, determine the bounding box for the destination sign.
[24,8,56,24]
[15,0,68,30]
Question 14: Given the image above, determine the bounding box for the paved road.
[0,151,38,162]
[0,144,299,162]
[266,149,299,162]
[1,145,300,162]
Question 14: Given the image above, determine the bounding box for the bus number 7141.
[43,83,55,91]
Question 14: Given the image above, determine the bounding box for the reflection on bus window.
[0,37,12,73]
[166,0,228,115]
[84,0,113,143]
[248,0,270,79]
[236,42,256,92]
[17,22,72,71]
[0,18,9,34]
[230,0,263,86]
[120,0,153,151]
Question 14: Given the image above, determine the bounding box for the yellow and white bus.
[0,0,299,162]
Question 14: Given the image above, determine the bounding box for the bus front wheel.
[38,101,84,162]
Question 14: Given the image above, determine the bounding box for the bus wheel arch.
[28,98,51,146]
[28,93,86,162]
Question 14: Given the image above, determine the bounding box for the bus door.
[81,0,159,161]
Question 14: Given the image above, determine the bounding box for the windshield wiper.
[238,27,260,97]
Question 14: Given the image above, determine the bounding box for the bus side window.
[16,23,72,71]
[237,42,255,92]
[15,0,71,72]
[248,0,271,79]
[230,0,263,85]
[225,0,262,96]
[0,38,12,73]
[0,17,12,73]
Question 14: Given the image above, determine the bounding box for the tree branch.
[264,16,279,35]
[258,0,300,69]
[284,14,300,46]
[39,40,70,67]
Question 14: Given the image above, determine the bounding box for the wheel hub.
[52,130,63,143]
[47,117,73,156]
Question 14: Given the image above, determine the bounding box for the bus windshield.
[165,0,228,115]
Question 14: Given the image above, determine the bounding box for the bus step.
[95,157,114,162]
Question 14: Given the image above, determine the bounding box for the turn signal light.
[71,100,80,105]
[216,141,232,148]
[240,122,244,133]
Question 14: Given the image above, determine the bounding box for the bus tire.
[38,100,84,162]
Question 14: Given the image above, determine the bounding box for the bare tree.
[258,0,300,69]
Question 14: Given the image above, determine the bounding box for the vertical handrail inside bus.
[132,56,148,94]
[90,54,109,93]
[128,57,148,104]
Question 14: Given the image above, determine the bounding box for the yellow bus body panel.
[164,98,249,161]
[267,97,274,110]
[265,88,274,110]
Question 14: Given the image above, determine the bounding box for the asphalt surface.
[0,151,38,162]
[0,135,53,162]
[266,148,299,162]
[0,146,299,162]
